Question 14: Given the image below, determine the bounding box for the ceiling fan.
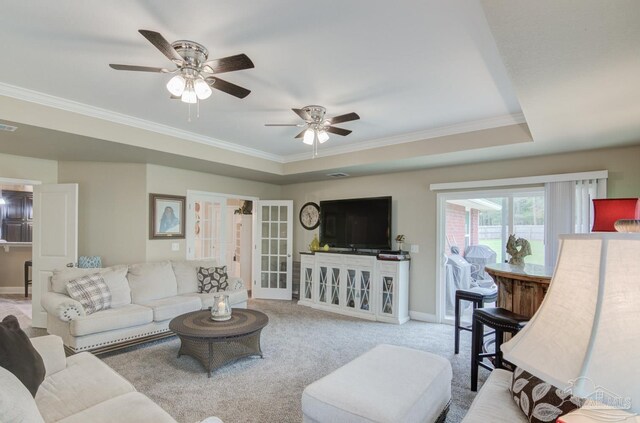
[265,106,360,153]
[109,30,254,104]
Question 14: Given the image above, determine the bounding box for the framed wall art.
[149,194,186,239]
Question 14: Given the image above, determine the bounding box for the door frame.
[186,190,259,292]
[0,177,41,296]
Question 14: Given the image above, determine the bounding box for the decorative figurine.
[395,234,406,252]
[506,234,532,266]
[309,234,320,252]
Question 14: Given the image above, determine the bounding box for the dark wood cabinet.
[1,190,34,242]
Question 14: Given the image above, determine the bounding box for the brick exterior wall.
[446,203,467,255]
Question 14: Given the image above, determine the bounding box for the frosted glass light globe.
[166,75,186,96]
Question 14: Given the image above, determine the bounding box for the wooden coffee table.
[169,308,268,377]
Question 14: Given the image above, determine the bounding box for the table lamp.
[501,233,640,413]
[592,198,640,232]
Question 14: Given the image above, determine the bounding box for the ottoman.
[302,344,452,423]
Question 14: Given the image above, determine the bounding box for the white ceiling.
[0,1,638,181]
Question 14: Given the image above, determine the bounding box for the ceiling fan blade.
[109,64,170,73]
[328,112,360,125]
[138,29,183,64]
[326,126,352,136]
[205,77,251,99]
[292,108,311,121]
[264,124,303,127]
[203,54,255,74]
[170,95,180,100]
[294,129,307,139]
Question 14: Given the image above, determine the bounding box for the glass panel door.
[438,189,545,323]
[187,194,226,263]
[359,270,371,311]
[253,200,293,300]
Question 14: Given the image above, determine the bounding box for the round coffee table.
[169,308,268,377]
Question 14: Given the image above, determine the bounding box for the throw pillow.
[197,266,229,293]
[511,367,584,423]
[0,315,46,397]
[66,273,112,314]
[78,256,102,268]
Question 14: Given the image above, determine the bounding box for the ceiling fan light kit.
[110,30,254,117]
[265,105,360,156]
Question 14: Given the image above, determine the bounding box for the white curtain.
[544,178,607,266]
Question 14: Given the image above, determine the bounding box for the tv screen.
[319,196,391,249]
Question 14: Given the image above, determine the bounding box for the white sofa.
[0,334,222,423]
[41,260,248,354]
[461,369,525,422]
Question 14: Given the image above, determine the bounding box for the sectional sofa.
[0,334,223,423]
[41,260,248,354]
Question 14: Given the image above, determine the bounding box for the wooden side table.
[484,263,553,319]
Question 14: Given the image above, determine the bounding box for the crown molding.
[0,82,284,163]
[282,112,527,163]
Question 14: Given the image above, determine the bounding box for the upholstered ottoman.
[302,344,452,423]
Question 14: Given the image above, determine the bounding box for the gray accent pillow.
[511,367,584,423]
[197,266,229,293]
[0,315,46,397]
[66,273,112,315]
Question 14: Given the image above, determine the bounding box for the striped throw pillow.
[66,273,112,314]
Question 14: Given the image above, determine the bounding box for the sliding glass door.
[437,188,545,323]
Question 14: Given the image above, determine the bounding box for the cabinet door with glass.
[299,254,315,304]
[315,255,342,307]
[345,263,374,315]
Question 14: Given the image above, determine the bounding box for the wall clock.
[299,202,320,230]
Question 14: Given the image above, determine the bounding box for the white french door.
[253,201,293,300]
[186,192,227,264]
[32,184,78,328]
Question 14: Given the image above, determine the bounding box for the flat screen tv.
[319,196,391,250]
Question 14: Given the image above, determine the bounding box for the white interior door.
[186,193,227,263]
[32,184,78,328]
[253,200,293,300]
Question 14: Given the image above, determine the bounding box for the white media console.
[298,252,410,324]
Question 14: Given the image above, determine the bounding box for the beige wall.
[0,152,57,183]
[282,144,640,316]
[0,248,31,290]
[58,162,148,266]
[145,164,282,262]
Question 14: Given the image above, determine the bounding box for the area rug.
[102,300,487,423]
[1,296,488,423]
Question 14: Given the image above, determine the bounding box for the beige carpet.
[1,296,488,423]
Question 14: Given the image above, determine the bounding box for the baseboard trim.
[409,310,438,323]
[0,286,30,295]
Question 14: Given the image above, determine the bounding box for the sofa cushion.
[128,261,178,303]
[66,273,112,315]
[0,315,46,397]
[511,367,583,423]
[0,366,45,423]
[171,260,218,294]
[55,392,177,423]
[182,289,248,308]
[69,304,153,337]
[51,266,131,307]
[197,266,229,293]
[35,351,135,422]
[461,369,527,423]
[140,296,202,322]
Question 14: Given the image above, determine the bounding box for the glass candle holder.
[211,294,232,321]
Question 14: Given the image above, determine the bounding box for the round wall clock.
[299,202,320,230]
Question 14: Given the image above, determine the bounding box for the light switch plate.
[410,244,419,253]
[171,242,180,251]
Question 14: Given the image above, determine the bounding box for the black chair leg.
[494,329,504,369]
[470,314,484,391]
[454,297,461,354]
[24,262,29,298]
